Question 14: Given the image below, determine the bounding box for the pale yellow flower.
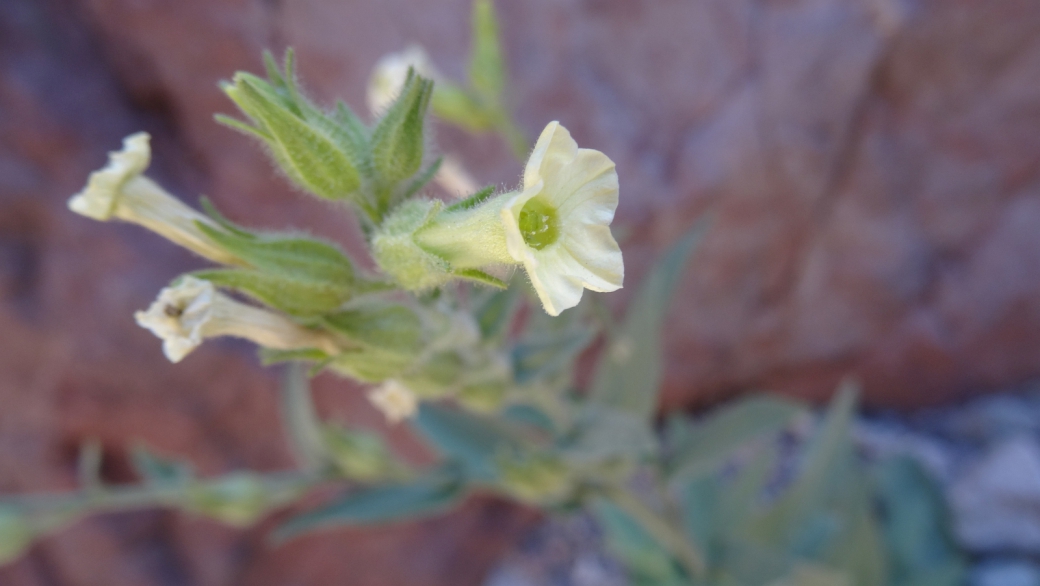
[68,133,242,266]
[500,122,623,315]
[366,45,440,114]
[134,276,338,363]
[367,380,419,423]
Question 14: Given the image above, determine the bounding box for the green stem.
[602,484,707,579]
[5,469,325,529]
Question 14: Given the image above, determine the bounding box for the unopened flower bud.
[221,64,362,202]
[370,70,433,187]
[134,276,339,363]
[367,380,418,424]
[67,133,243,266]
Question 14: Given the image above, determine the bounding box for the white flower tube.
[68,133,243,266]
[134,276,339,363]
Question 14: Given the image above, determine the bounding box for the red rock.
[2,0,1040,583]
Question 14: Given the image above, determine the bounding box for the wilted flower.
[134,276,338,363]
[367,380,418,423]
[501,121,623,315]
[367,45,441,114]
[67,133,243,266]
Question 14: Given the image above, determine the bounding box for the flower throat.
[518,198,559,250]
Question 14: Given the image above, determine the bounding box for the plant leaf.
[589,218,708,419]
[272,465,463,542]
[413,403,519,482]
[669,395,805,483]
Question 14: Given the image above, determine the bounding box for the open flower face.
[501,122,623,316]
[134,276,218,362]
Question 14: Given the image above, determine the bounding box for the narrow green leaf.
[472,281,521,339]
[469,0,506,102]
[272,465,464,542]
[876,456,965,586]
[559,405,657,464]
[512,327,595,384]
[669,395,805,483]
[413,403,519,482]
[589,219,708,418]
[593,500,688,586]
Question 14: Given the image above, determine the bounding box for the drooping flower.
[134,276,338,363]
[67,133,243,266]
[367,379,419,423]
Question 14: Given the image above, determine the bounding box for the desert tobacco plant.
[0,2,964,585]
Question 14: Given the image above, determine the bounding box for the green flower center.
[517,198,559,250]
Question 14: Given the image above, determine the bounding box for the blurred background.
[1,0,1039,584]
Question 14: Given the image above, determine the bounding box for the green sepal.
[195,221,355,284]
[445,185,495,212]
[370,70,433,190]
[192,268,351,317]
[453,268,507,289]
[372,199,455,290]
[321,302,425,382]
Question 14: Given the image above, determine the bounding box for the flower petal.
[559,223,623,292]
[523,121,578,190]
[526,246,585,316]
